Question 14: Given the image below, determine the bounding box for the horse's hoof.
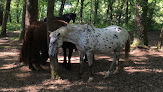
[104,71,110,79]
[88,77,93,82]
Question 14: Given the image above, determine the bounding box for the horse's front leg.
[86,51,94,82]
[78,51,84,79]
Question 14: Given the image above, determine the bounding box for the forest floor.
[0,31,163,92]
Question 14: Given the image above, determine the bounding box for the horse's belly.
[93,42,118,54]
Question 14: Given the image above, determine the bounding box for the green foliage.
[2,0,163,32]
[6,22,21,31]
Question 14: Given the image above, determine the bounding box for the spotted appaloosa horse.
[44,13,76,23]
[19,21,48,70]
[49,24,130,82]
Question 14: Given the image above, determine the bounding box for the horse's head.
[49,32,62,57]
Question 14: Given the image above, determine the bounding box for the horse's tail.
[19,26,34,65]
[124,35,130,65]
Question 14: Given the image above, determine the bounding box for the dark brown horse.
[19,21,48,70]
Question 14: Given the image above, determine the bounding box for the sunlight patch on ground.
[15,73,31,78]
[57,56,80,63]
[124,67,163,73]
[0,63,18,69]
[42,79,71,91]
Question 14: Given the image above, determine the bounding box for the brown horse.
[19,20,70,70]
[19,21,48,70]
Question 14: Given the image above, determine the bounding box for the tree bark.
[16,0,20,23]
[125,0,128,25]
[133,0,148,46]
[47,0,60,79]
[142,0,148,46]
[109,0,113,24]
[73,0,79,13]
[80,0,84,23]
[19,0,26,40]
[0,0,3,26]
[89,0,92,24]
[94,0,99,24]
[132,2,143,46]
[0,0,11,37]
[26,0,38,25]
[59,0,66,16]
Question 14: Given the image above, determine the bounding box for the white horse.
[49,24,130,82]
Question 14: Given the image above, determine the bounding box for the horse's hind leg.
[104,51,120,78]
[40,43,49,65]
[29,62,36,71]
[67,47,73,69]
[62,47,67,68]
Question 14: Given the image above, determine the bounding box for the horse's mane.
[50,24,74,38]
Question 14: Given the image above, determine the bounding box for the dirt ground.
[0,31,163,92]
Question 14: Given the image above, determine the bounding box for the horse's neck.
[63,30,80,44]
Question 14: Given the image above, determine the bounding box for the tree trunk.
[142,0,148,46]
[73,0,79,13]
[109,0,113,24]
[80,0,84,23]
[133,0,148,46]
[26,0,38,25]
[59,0,66,16]
[157,27,163,49]
[0,0,11,37]
[16,0,20,23]
[0,0,3,26]
[47,0,60,79]
[8,13,12,23]
[89,0,92,24]
[19,0,26,40]
[94,0,99,24]
[125,0,128,25]
[132,2,143,46]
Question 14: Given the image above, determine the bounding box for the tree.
[19,0,26,40]
[125,0,129,25]
[16,0,20,23]
[26,0,38,25]
[142,0,148,46]
[132,0,148,46]
[0,0,11,37]
[19,0,38,39]
[80,0,84,23]
[47,0,60,79]
[0,0,4,26]
[94,0,99,24]
[59,0,66,16]
[73,0,79,13]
